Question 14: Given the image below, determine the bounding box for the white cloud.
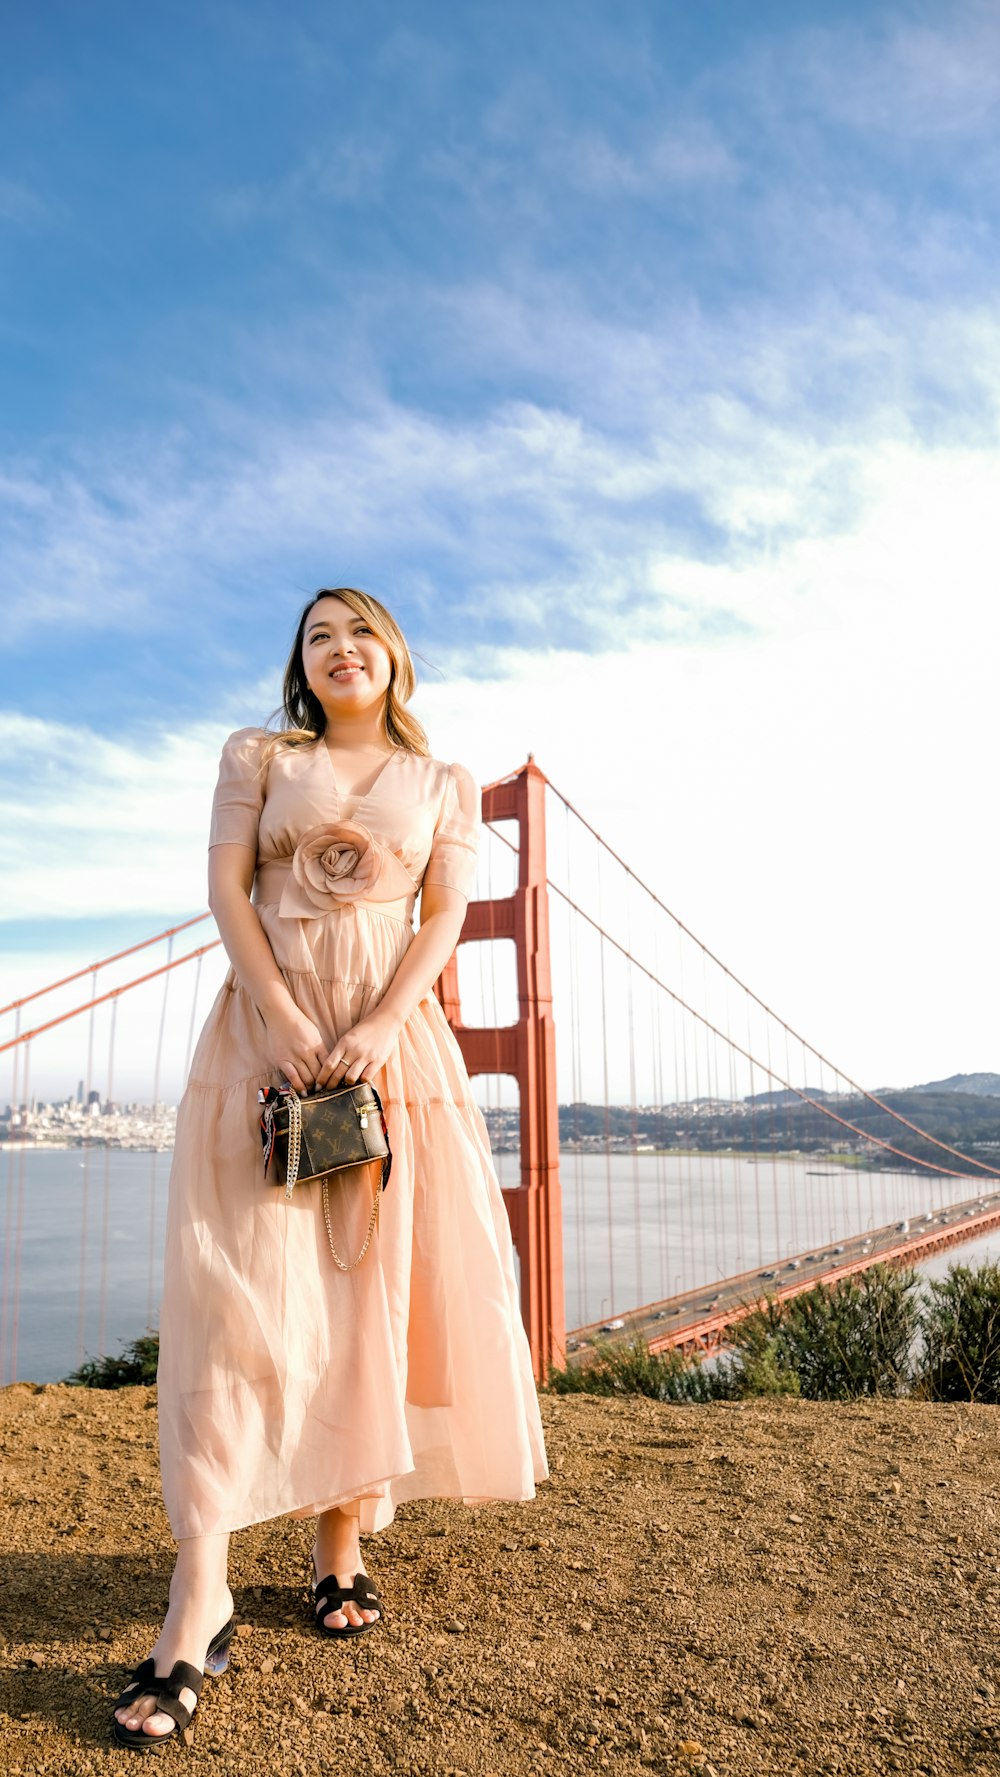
[4,427,998,1103]
[215,133,392,225]
[5,2,1000,1107]
[419,446,1000,1097]
[0,714,224,919]
[7,284,1000,657]
[530,117,737,198]
[797,2,1000,141]
[0,177,49,226]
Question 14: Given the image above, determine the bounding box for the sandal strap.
[314,1573,346,1617]
[152,1695,190,1732]
[314,1571,381,1617]
[151,1660,205,1731]
[351,1575,381,1611]
[113,1656,204,1733]
[114,1657,157,1710]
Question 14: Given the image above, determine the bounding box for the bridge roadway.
[567,1184,1000,1364]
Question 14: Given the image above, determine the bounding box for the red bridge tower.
[436,759,565,1380]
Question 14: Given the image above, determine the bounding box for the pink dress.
[157,730,548,1538]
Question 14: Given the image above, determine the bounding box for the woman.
[112,587,548,1749]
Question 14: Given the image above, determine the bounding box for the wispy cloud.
[0,176,49,226]
[561,120,736,195]
[5,276,1000,685]
[5,0,1000,1100]
[794,2,1000,141]
[0,714,225,920]
[5,422,999,1094]
[215,133,393,225]
[6,2,1000,680]
[427,97,736,207]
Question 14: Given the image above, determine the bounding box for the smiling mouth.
[329,665,362,679]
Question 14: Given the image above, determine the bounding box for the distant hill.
[553,1082,1000,1171]
[746,1087,832,1106]
[902,1073,1000,1099]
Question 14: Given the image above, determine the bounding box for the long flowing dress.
[157,730,548,1538]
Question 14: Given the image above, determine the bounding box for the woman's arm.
[209,843,327,1092]
[315,881,467,1087]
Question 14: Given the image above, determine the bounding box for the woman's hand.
[316,1009,402,1089]
[261,1003,327,1094]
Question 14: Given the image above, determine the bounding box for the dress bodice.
[207,727,480,905]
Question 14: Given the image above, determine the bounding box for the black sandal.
[309,1550,383,1639]
[111,1617,234,1751]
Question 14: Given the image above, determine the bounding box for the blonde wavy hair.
[264,587,430,761]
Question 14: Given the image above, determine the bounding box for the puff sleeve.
[207,728,268,850]
[423,761,480,901]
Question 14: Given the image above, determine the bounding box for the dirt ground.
[2,1384,1000,1776]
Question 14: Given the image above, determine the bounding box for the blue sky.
[3,0,1000,1092]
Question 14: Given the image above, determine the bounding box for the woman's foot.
[312,1506,380,1631]
[113,1581,235,1742]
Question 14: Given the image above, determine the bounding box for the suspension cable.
[0,914,213,1017]
[538,868,1000,1183]
[486,805,1000,1181]
[536,777,992,1174]
[0,941,222,1055]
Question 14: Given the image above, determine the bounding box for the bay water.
[2,1144,998,1383]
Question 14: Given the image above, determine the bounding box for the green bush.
[554,1262,941,1404]
[61,1261,1000,1404]
[65,1331,160,1388]
[719,1316,801,1398]
[917,1262,1000,1402]
[726,1264,922,1400]
[548,1336,733,1402]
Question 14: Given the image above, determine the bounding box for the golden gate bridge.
[4,758,1000,1385]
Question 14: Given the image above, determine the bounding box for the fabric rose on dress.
[278,822,417,919]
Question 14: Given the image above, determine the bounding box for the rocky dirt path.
[2,1385,1000,1775]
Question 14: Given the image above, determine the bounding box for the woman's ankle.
[315,1508,362,1565]
[165,1573,233,1612]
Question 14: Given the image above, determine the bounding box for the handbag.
[257,1080,392,1272]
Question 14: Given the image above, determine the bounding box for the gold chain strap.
[285,1090,303,1202]
[285,1088,380,1271]
[322,1172,381,1272]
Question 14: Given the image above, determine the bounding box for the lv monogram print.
[259,1082,391,1192]
[294,1091,387,1183]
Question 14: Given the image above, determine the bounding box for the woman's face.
[301,596,393,724]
